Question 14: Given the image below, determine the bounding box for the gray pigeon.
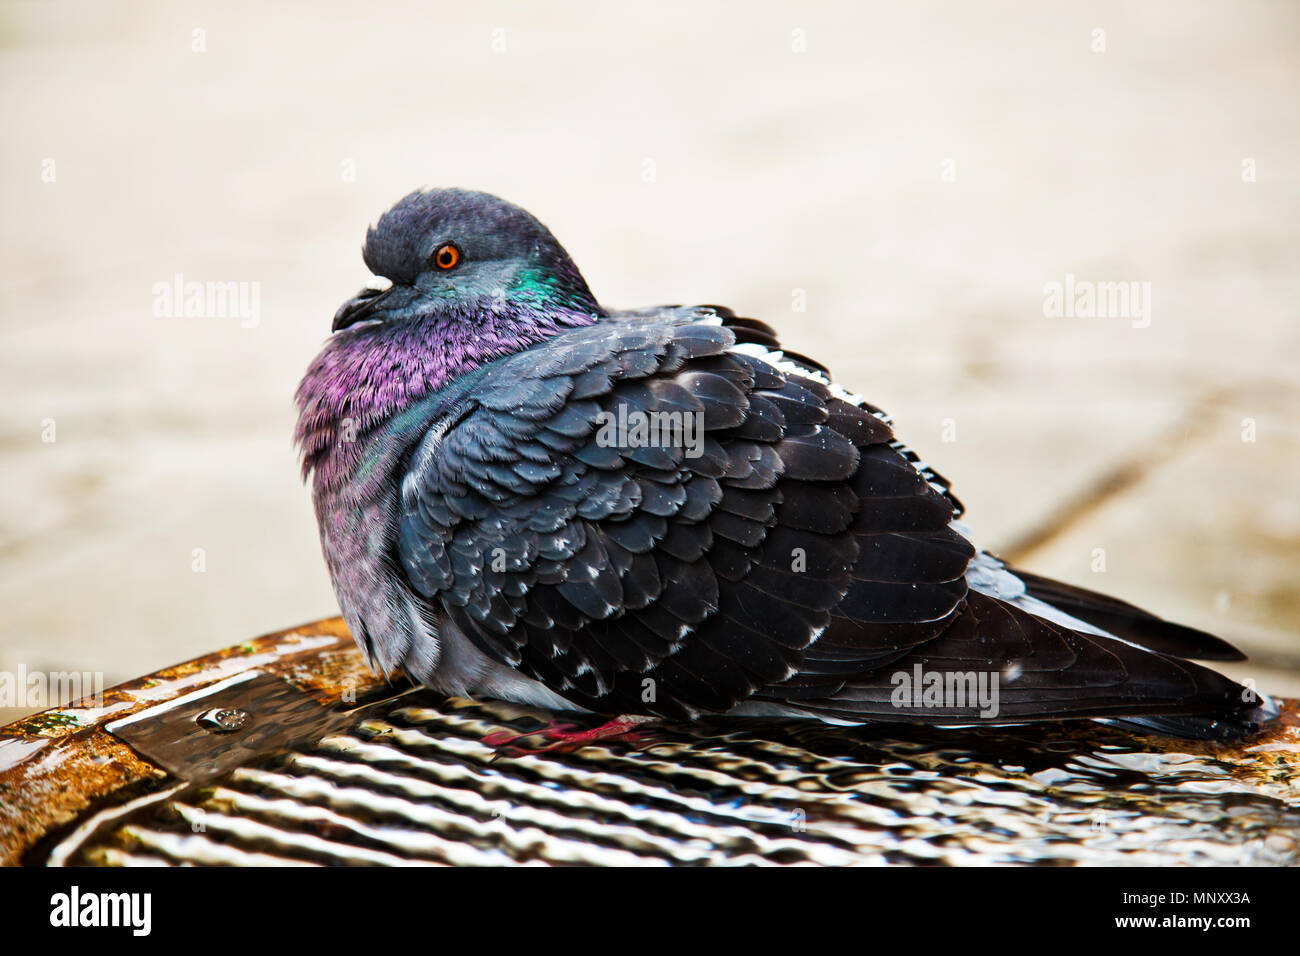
[294,188,1271,745]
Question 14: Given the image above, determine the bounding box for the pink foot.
[483,716,658,756]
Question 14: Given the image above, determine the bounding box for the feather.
[376,303,1263,738]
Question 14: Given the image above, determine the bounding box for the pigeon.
[295,187,1272,745]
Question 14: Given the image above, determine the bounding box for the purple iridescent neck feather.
[295,301,598,492]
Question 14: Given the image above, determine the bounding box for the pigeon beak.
[332,276,394,332]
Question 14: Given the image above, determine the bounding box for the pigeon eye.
[431,243,462,270]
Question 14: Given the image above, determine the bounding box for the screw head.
[196,708,250,733]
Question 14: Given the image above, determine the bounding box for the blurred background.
[2,0,1297,723]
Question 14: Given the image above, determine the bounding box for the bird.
[295,187,1273,748]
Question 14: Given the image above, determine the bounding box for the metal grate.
[49,692,1300,866]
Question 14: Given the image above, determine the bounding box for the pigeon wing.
[396,310,970,718]
[397,306,1261,736]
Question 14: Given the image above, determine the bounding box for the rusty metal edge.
[0,616,389,866]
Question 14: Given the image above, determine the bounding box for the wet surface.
[50,693,1300,866]
[107,669,358,783]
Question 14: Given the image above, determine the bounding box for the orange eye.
[431,243,461,270]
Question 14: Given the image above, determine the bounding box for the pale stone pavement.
[1,1,1297,722]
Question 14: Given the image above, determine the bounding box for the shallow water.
[54,692,1300,866]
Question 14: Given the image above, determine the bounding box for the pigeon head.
[297,189,603,490]
[332,188,601,331]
